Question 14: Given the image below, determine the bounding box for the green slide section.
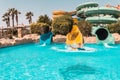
[76,2,98,11]
[92,26,115,44]
[86,16,118,24]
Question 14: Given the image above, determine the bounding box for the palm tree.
[2,12,11,37]
[15,10,21,26]
[8,8,16,27]
[2,12,10,27]
[25,12,34,24]
[2,17,9,27]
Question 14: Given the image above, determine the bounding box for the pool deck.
[0,33,120,48]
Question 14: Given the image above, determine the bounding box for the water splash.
[51,46,96,53]
[103,43,113,48]
[37,43,46,47]
[41,43,46,46]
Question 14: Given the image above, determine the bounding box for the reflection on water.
[59,64,97,80]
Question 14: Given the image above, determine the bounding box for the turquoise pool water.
[0,43,120,80]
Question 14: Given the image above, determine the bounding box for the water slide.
[76,3,120,18]
[92,26,115,44]
[66,25,83,46]
[76,2,99,18]
[84,7,120,18]
[40,32,53,45]
[86,16,118,24]
[76,2,120,44]
[76,2,98,11]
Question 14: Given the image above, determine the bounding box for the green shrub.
[107,21,120,34]
[37,14,52,26]
[30,23,50,35]
[8,34,13,39]
[13,29,18,35]
[78,20,92,36]
[52,15,73,35]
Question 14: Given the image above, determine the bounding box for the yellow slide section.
[66,25,83,45]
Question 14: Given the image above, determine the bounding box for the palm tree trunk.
[30,17,31,24]
[1,26,3,37]
[6,21,9,38]
[12,15,14,37]
[16,15,18,26]
[12,18,14,27]
[8,17,10,27]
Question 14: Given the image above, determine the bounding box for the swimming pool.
[0,43,120,80]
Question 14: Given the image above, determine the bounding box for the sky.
[0,0,119,27]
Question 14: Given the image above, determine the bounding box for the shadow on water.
[59,64,97,80]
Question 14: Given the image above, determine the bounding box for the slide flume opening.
[40,32,53,45]
[95,28,108,40]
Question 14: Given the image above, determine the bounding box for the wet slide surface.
[40,32,53,45]
[66,25,83,45]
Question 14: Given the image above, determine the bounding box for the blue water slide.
[40,32,53,45]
